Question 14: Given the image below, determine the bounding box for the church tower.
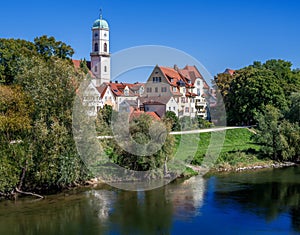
[90,12,110,86]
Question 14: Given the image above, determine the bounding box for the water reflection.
[0,176,206,235]
[2,167,299,234]
[88,176,206,234]
[213,166,300,232]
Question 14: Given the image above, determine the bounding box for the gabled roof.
[179,65,203,83]
[120,99,138,108]
[178,65,209,89]
[96,83,109,99]
[130,111,160,121]
[108,82,144,97]
[159,66,182,86]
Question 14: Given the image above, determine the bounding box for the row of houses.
[75,60,216,120]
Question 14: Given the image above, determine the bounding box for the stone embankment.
[215,161,297,173]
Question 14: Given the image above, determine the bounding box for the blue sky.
[1,0,300,81]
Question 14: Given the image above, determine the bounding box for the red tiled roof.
[179,65,203,83]
[224,68,235,76]
[178,65,210,89]
[130,111,160,121]
[159,66,182,86]
[108,82,143,97]
[96,84,108,99]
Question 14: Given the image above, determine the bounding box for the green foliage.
[0,37,87,196]
[226,66,287,125]
[0,38,37,84]
[286,93,300,123]
[178,116,212,131]
[163,111,180,131]
[215,59,300,126]
[80,59,90,75]
[106,114,175,174]
[254,105,300,162]
[34,35,74,60]
[0,85,33,139]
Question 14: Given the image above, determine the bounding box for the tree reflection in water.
[88,176,206,234]
[0,176,207,235]
[213,166,300,232]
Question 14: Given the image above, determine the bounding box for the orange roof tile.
[159,66,182,86]
[224,68,235,76]
[130,111,160,121]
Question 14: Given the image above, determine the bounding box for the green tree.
[163,111,180,131]
[286,93,300,123]
[254,105,284,160]
[0,38,37,84]
[80,58,90,75]
[226,66,287,125]
[34,35,74,60]
[215,59,300,126]
[108,113,174,176]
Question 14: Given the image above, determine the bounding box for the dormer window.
[124,88,129,96]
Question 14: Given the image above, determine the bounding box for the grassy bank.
[175,128,275,174]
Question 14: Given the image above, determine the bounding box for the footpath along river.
[0,166,300,234]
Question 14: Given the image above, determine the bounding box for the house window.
[155,87,158,93]
[197,81,201,86]
[197,89,201,96]
[173,87,177,92]
[161,87,167,92]
[185,107,189,113]
[169,107,171,111]
[147,87,152,93]
[104,66,107,72]
[152,77,161,83]
[173,107,176,111]
[104,43,107,52]
[95,43,99,52]
[181,97,185,103]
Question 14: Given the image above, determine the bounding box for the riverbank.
[181,127,299,177]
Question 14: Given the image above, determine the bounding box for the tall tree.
[34,35,74,60]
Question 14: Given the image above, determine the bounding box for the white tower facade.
[90,14,111,86]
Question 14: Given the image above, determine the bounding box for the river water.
[0,166,300,235]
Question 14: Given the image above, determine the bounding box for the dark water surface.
[1,167,300,235]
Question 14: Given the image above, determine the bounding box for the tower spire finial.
[100,8,103,20]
